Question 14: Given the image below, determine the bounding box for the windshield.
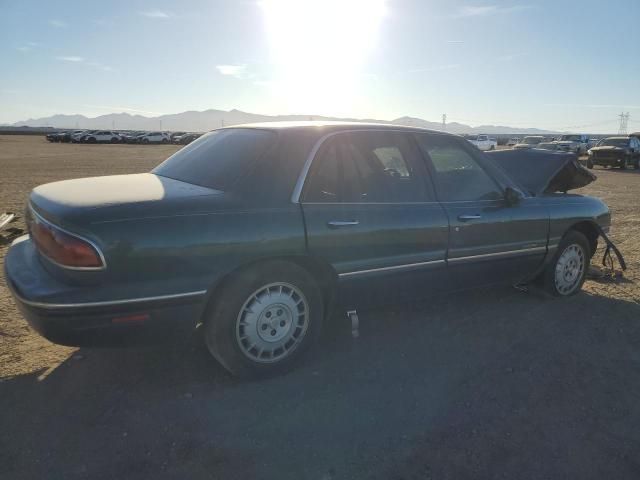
[522,137,543,145]
[560,135,582,141]
[153,128,276,190]
[600,138,630,147]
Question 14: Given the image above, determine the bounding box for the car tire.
[88,137,97,144]
[634,159,640,170]
[543,230,590,297]
[110,137,118,143]
[162,138,168,144]
[142,138,149,144]
[203,261,323,378]
[586,158,594,169]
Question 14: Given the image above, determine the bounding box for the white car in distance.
[465,134,497,151]
[138,132,171,144]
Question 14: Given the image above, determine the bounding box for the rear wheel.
[543,231,590,297]
[110,137,118,143]
[203,261,323,377]
[88,137,97,144]
[142,138,149,144]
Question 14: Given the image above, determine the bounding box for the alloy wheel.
[235,282,309,363]
[554,244,585,295]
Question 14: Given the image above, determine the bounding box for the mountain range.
[8,109,559,135]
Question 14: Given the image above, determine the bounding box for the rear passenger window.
[416,135,502,202]
[303,132,430,203]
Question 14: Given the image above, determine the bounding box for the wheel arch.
[567,220,599,257]
[200,255,338,325]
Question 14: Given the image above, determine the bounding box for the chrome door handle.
[327,220,359,228]
[457,214,482,221]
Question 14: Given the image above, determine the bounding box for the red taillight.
[28,210,104,269]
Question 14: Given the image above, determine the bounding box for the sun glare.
[260,0,386,116]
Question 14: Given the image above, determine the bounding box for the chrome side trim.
[448,246,547,264]
[291,128,438,204]
[10,288,207,310]
[338,259,445,278]
[29,206,107,271]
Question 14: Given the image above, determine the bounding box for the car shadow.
[2,286,640,480]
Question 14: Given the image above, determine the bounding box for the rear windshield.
[153,128,276,190]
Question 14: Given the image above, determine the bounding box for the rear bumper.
[4,239,207,347]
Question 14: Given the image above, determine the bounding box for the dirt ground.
[1,134,639,479]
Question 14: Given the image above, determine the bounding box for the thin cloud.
[16,46,32,52]
[446,40,465,44]
[216,64,247,78]
[49,19,67,28]
[56,56,84,62]
[497,52,527,61]
[406,64,461,73]
[87,61,114,72]
[140,10,172,18]
[545,103,640,110]
[454,4,532,17]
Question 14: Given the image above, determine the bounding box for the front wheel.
[543,231,590,297]
[203,261,323,377]
[586,158,594,169]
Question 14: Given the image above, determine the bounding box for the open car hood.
[485,149,596,195]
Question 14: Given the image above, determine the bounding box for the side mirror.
[504,186,521,206]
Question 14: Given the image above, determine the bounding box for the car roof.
[219,120,448,136]
[603,136,629,140]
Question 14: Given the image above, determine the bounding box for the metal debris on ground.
[0,212,24,245]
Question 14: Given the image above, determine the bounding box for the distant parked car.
[120,131,145,144]
[553,134,589,155]
[82,130,122,144]
[74,130,97,143]
[45,132,61,142]
[138,132,170,144]
[587,136,640,170]
[514,136,545,149]
[173,133,202,145]
[170,131,186,142]
[465,134,497,151]
[506,137,520,146]
[58,130,85,143]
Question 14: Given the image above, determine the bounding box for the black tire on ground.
[203,261,323,378]
[88,137,97,144]
[635,159,640,170]
[162,138,168,144]
[542,230,590,297]
[142,138,149,144]
[110,137,118,143]
[586,158,594,169]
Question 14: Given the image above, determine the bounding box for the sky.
[1,0,640,131]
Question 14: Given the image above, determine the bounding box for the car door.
[415,133,549,289]
[300,130,451,307]
[477,135,488,151]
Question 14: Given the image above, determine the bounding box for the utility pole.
[221,119,225,127]
[159,119,163,131]
[442,113,447,132]
[618,112,630,135]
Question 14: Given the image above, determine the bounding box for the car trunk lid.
[29,173,222,227]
